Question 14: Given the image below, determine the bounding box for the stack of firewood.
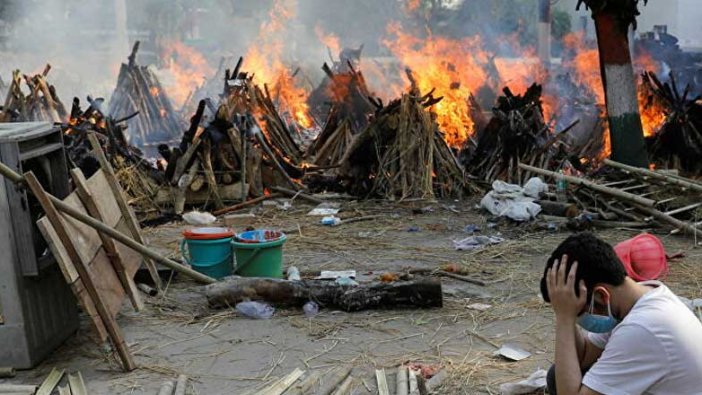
[641,71,702,175]
[108,42,184,150]
[462,83,579,184]
[330,91,469,199]
[306,62,376,167]
[0,65,68,123]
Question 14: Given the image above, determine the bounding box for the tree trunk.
[205,278,443,312]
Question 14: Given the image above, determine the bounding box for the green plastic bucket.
[231,231,287,278]
[180,237,233,279]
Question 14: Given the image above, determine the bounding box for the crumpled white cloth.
[499,369,547,395]
[480,178,545,221]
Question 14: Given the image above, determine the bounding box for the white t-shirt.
[583,281,702,395]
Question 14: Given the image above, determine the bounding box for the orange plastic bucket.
[614,233,668,281]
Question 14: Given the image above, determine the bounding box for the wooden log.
[635,204,702,238]
[270,186,323,204]
[199,143,224,209]
[212,193,281,216]
[0,160,216,285]
[171,137,201,184]
[376,369,390,395]
[0,384,37,393]
[255,368,304,395]
[68,372,88,395]
[519,164,656,207]
[330,375,355,395]
[175,158,200,214]
[206,278,443,312]
[36,368,64,395]
[0,367,15,378]
[317,367,352,395]
[605,159,702,194]
[396,366,409,395]
[536,200,580,218]
[287,370,322,395]
[157,381,174,395]
[254,131,300,190]
[174,375,187,395]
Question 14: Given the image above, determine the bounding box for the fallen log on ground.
[206,277,442,311]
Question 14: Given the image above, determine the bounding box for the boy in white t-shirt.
[540,232,702,395]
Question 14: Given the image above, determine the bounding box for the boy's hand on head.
[547,254,587,322]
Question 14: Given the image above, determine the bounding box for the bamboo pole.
[518,163,656,207]
[0,160,216,285]
[212,193,282,216]
[604,159,702,194]
[635,204,702,238]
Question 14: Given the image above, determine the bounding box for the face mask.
[577,290,619,333]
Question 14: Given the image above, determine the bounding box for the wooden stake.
[255,368,304,395]
[605,159,702,194]
[71,169,143,311]
[36,368,65,395]
[518,163,656,207]
[213,193,282,216]
[396,366,409,395]
[200,145,224,209]
[375,369,390,395]
[87,133,162,290]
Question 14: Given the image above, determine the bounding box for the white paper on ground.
[317,270,357,279]
[499,369,547,395]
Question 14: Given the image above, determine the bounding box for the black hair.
[540,232,627,303]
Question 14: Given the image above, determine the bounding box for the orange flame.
[244,0,313,129]
[160,40,214,108]
[383,22,490,147]
[562,32,604,104]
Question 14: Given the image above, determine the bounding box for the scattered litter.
[467,303,492,311]
[287,266,301,281]
[235,301,275,319]
[408,225,421,232]
[303,301,319,317]
[453,235,505,251]
[317,270,356,280]
[278,200,293,211]
[494,344,531,361]
[480,179,543,221]
[321,216,342,226]
[499,368,547,395]
[307,202,341,216]
[182,211,216,225]
[523,177,548,198]
[379,272,400,283]
[463,224,481,234]
[335,277,359,286]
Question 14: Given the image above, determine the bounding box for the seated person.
[540,232,702,395]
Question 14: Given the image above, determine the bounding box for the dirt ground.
[4,198,702,394]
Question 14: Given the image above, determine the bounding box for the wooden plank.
[68,372,88,395]
[83,170,122,227]
[255,368,304,395]
[87,132,161,290]
[25,172,135,371]
[36,368,64,395]
[375,369,390,395]
[72,168,143,311]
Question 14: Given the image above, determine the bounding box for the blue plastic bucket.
[180,237,233,279]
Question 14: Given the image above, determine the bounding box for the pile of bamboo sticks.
[0,65,68,123]
[108,41,183,149]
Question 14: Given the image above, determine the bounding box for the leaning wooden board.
[37,169,142,342]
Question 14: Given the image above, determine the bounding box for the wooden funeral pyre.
[108,42,183,150]
[0,65,68,123]
[462,83,579,184]
[641,71,702,174]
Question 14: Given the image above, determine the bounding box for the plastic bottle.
[235,301,275,319]
[321,216,342,226]
[556,170,568,202]
[303,301,319,317]
[287,266,301,281]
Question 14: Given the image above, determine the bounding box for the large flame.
[160,40,214,108]
[383,22,490,147]
[245,0,313,129]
